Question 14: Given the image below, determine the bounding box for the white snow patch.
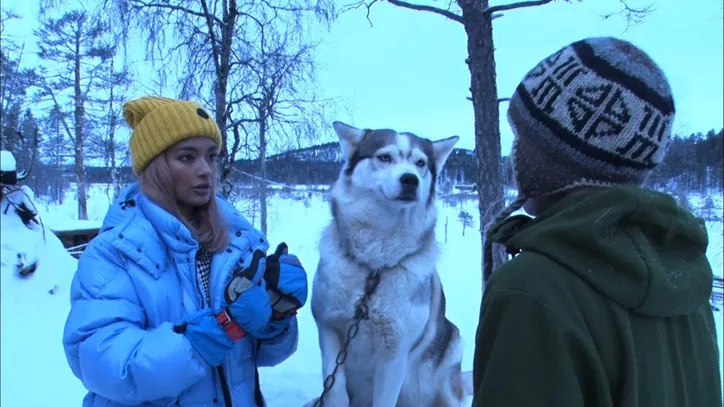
[1,187,86,406]
[46,219,103,233]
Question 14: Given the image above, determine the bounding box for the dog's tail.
[462,370,474,396]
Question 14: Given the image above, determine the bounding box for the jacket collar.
[101,183,267,279]
[137,191,198,255]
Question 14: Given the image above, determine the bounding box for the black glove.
[264,243,308,320]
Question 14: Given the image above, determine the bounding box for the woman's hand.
[175,250,273,366]
[263,242,308,320]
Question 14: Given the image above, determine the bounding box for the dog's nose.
[399,173,419,188]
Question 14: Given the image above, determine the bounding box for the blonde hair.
[139,152,229,253]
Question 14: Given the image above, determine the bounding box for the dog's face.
[333,121,459,207]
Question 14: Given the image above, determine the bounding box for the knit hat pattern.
[123,96,223,175]
[483,37,676,285]
[507,36,676,198]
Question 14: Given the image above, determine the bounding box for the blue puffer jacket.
[62,183,299,407]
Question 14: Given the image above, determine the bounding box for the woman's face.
[165,136,218,214]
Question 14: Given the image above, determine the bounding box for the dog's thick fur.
[305,122,472,407]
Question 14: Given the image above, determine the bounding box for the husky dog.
[306,122,473,407]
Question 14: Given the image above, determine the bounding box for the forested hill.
[232,129,723,192]
[14,129,724,196]
[232,142,480,187]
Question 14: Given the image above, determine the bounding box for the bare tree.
[42,104,74,204]
[102,58,128,200]
[92,0,335,198]
[1,11,37,151]
[341,0,653,291]
[0,9,20,38]
[84,41,132,201]
[33,10,115,220]
[1,102,23,152]
[15,109,41,182]
[458,209,473,237]
[1,15,21,123]
[229,10,333,233]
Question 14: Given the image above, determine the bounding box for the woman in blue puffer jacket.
[62,96,308,407]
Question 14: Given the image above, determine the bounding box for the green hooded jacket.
[472,186,722,407]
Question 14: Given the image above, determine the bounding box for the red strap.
[216,309,246,341]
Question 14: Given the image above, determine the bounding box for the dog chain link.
[313,272,382,407]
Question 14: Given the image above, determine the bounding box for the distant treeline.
[18,129,724,199]
[643,129,723,192]
[235,129,724,193]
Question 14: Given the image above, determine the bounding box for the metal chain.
[313,271,382,407]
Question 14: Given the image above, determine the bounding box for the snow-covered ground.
[1,188,87,406]
[1,183,722,406]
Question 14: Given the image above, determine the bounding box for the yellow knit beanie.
[123,96,223,175]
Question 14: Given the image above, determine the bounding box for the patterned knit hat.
[123,96,223,175]
[483,36,675,282]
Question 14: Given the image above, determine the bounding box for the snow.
[1,191,44,281]
[1,184,722,406]
[1,190,87,407]
[1,150,17,172]
[46,219,103,233]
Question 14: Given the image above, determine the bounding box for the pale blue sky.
[3,0,723,157]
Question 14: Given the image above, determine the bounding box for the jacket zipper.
[194,249,230,406]
[205,240,268,407]
[217,366,233,407]
[253,341,265,406]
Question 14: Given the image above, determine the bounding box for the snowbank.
[0,193,78,297]
[1,191,87,406]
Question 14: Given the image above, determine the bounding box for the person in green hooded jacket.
[472,36,722,407]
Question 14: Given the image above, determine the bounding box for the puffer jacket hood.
[490,186,713,318]
[100,183,141,233]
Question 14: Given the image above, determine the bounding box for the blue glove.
[174,309,234,367]
[224,249,273,336]
[254,318,293,341]
[174,250,272,366]
[264,243,308,320]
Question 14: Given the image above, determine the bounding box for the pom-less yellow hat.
[123,96,223,175]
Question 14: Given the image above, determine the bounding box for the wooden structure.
[453,184,477,193]
[53,226,101,259]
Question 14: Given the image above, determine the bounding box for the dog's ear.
[333,121,365,161]
[432,136,459,170]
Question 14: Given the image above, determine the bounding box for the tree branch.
[226,117,260,130]
[342,0,463,25]
[129,0,225,27]
[386,0,464,23]
[198,0,222,76]
[602,0,655,29]
[38,81,76,143]
[484,0,553,16]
